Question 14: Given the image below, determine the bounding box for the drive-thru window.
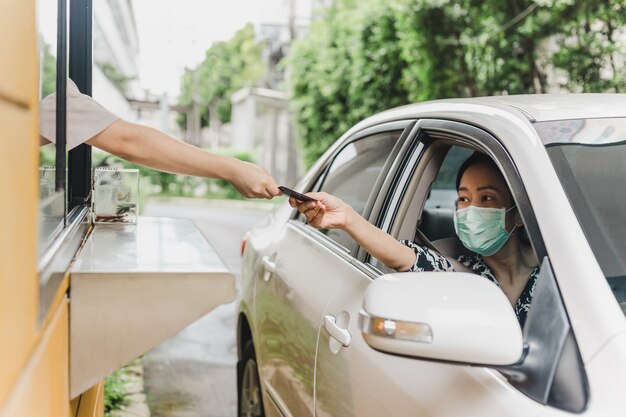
[0,1,235,415]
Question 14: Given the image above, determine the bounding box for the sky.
[132,0,290,97]
[37,0,312,99]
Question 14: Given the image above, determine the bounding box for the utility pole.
[286,0,299,186]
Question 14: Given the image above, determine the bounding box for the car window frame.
[289,120,415,259]
[365,119,547,263]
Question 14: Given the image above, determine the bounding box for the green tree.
[552,0,626,92]
[290,1,410,167]
[290,0,626,167]
[41,42,56,97]
[177,23,266,129]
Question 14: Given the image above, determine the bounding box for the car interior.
[386,139,537,272]
[389,143,473,264]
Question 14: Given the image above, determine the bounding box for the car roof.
[442,94,626,122]
[370,93,626,124]
[340,93,626,151]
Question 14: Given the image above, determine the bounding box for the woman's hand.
[226,159,281,199]
[290,191,416,270]
[289,192,353,229]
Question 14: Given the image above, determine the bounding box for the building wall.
[92,0,142,118]
[231,88,300,186]
[93,65,136,121]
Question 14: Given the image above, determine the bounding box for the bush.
[289,0,626,168]
[104,368,130,417]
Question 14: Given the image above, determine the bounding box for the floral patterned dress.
[401,240,539,327]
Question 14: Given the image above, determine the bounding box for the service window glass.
[37,0,66,254]
[314,131,401,251]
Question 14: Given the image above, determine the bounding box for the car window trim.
[290,120,415,256]
[360,121,417,223]
[316,120,415,193]
[288,219,351,257]
[289,120,415,224]
[357,122,428,264]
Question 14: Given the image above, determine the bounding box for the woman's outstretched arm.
[290,192,417,271]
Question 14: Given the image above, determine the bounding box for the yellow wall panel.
[0,98,39,407]
[0,0,40,405]
[0,0,37,106]
[74,383,104,417]
[0,298,69,417]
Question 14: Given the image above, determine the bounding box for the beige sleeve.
[39,79,121,150]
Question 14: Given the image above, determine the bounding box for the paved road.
[142,198,274,417]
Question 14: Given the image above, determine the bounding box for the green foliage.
[41,42,56,97]
[104,368,130,416]
[552,0,626,92]
[39,145,56,166]
[178,23,266,128]
[290,0,626,167]
[290,1,410,167]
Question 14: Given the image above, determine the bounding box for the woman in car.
[290,152,539,326]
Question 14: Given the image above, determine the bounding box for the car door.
[314,120,588,417]
[253,123,411,417]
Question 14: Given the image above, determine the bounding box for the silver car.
[237,95,626,417]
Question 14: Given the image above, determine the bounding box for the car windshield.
[535,117,626,316]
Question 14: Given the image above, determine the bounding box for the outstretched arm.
[290,192,416,271]
[87,119,280,199]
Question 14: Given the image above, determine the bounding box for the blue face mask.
[453,205,517,257]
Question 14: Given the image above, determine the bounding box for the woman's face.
[457,162,512,210]
[457,162,521,230]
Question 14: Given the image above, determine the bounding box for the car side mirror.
[359,272,523,366]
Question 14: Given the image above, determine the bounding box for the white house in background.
[92,0,142,121]
[231,87,298,186]
[92,0,189,138]
[229,0,332,185]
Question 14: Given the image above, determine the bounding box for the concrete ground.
[141,198,275,417]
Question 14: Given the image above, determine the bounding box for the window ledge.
[69,217,235,398]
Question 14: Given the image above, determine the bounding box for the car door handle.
[324,315,351,347]
[261,256,276,273]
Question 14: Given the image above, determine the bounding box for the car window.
[377,138,540,295]
[311,130,401,251]
[421,146,473,241]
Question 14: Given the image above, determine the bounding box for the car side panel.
[315,268,543,417]
[250,218,355,417]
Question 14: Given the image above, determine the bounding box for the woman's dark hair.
[455,152,503,191]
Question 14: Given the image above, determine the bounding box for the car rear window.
[535,118,626,316]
